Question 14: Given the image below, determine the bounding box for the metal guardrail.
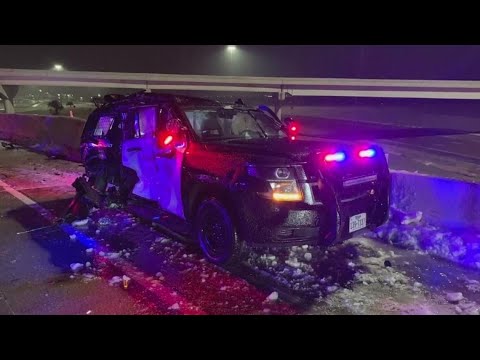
[3,68,480,99]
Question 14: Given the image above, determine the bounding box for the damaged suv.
[76,92,390,265]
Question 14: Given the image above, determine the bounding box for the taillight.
[157,132,174,148]
[324,152,346,162]
[163,135,173,146]
[358,148,376,158]
[287,121,299,140]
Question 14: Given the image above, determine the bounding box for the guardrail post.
[274,86,286,120]
[0,84,15,114]
[145,81,151,93]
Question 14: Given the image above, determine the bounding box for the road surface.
[1,144,480,315]
[285,106,480,183]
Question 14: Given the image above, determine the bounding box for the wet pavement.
[1,144,480,315]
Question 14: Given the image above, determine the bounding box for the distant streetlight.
[53,64,63,71]
[225,46,239,75]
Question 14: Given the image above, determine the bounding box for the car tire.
[194,198,244,266]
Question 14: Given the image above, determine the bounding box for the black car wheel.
[194,198,244,266]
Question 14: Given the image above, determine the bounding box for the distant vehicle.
[74,92,390,265]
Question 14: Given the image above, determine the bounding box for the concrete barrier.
[0,114,85,162]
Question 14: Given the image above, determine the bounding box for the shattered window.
[94,116,115,136]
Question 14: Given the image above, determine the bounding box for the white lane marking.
[0,179,206,315]
[0,179,56,222]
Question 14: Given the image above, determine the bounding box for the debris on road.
[168,303,180,310]
[72,218,89,227]
[70,263,84,273]
[445,292,464,303]
[109,276,123,287]
[122,275,131,289]
[266,292,279,302]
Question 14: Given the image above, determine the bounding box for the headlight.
[248,166,303,202]
[269,181,303,201]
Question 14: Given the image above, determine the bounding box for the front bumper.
[234,178,389,248]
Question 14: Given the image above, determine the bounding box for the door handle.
[127,147,142,152]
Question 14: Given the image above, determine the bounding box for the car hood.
[203,137,365,163]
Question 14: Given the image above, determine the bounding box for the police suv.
[78,92,390,265]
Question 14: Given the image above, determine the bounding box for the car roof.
[96,92,221,109]
[96,91,261,112]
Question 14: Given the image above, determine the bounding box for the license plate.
[349,213,367,233]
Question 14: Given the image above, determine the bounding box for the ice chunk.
[266,292,279,302]
[304,253,312,261]
[95,230,101,235]
[326,286,338,293]
[86,248,94,255]
[72,218,89,227]
[69,234,77,241]
[168,303,180,310]
[285,258,301,268]
[70,263,84,273]
[85,262,91,268]
[401,211,423,225]
[109,276,123,286]
[446,292,463,303]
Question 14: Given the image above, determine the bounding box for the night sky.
[2,45,480,79]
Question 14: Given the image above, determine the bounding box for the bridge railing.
[3,68,480,115]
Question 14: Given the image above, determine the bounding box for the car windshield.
[182,106,287,141]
